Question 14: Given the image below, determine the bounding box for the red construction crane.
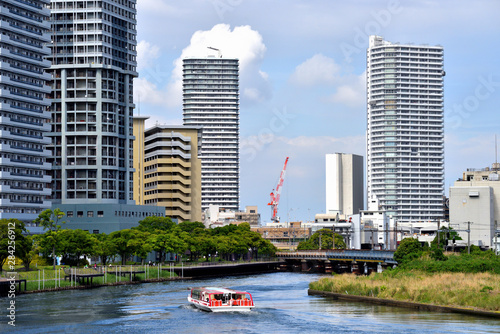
[268,157,289,223]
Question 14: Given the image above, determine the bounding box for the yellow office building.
[133,117,202,222]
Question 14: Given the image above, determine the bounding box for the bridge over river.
[276,249,397,274]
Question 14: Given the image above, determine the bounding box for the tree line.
[0,209,277,272]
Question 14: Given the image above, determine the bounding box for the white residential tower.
[182,56,240,211]
[366,36,445,223]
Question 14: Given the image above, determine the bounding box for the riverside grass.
[2,265,179,293]
[309,271,500,312]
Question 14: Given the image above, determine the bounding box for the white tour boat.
[187,287,255,312]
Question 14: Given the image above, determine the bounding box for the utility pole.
[319,231,322,251]
[467,221,472,254]
[371,229,374,250]
[394,219,398,250]
[437,219,441,249]
[495,220,498,256]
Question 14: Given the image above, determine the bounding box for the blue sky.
[134,0,500,223]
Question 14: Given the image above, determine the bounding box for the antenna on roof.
[207,46,222,58]
[496,134,498,171]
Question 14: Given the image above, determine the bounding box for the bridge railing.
[276,249,396,264]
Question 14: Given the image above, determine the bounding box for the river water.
[2,272,499,333]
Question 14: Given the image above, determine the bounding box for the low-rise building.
[235,206,261,227]
[360,197,394,250]
[449,164,499,249]
[252,224,310,250]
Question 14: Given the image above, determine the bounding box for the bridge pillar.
[324,260,332,274]
[351,260,358,274]
[301,260,309,272]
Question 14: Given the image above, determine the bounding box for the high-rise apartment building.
[45,0,164,233]
[182,56,239,211]
[366,36,445,223]
[48,0,137,204]
[325,153,364,216]
[0,0,52,225]
[133,117,202,223]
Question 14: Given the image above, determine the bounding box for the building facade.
[235,205,260,227]
[366,35,445,223]
[360,197,394,250]
[325,153,364,215]
[48,0,137,205]
[182,56,239,211]
[132,119,202,223]
[44,0,164,233]
[449,164,500,250]
[0,0,52,225]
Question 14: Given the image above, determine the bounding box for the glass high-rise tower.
[0,0,52,225]
[366,36,445,223]
[182,56,239,211]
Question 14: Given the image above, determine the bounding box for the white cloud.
[289,54,341,86]
[137,40,160,71]
[328,72,366,108]
[134,24,271,107]
[290,54,366,108]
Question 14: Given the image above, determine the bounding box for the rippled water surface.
[2,272,499,333]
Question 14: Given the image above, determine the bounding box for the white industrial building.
[325,153,364,216]
[449,165,500,250]
[366,35,445,223]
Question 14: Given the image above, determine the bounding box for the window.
[93,230,99,234]
[87,211,94,217]
[98,211,104,217]
[67,211,74,217]
[77,211,83,217]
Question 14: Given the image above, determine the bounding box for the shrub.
[394,238,422,264]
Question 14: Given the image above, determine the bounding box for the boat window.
[192,289,201,300]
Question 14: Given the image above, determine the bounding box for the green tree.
[136,216,176,232]
[431,227,462,250]
[109,229,137,265]
[258,239,277,257]
[198,233,217,262]
[91,233,115,265]
[34,209,65,270]
[297,229,346,250]
[128,230,152,264]
[394,237,422,264]
[178,221,205,233]
[60,229,94,266]
[35,231,65,267]
[17,234,37,271]
[0,219,27,273]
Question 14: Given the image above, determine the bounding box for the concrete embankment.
[308,289,500,319]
